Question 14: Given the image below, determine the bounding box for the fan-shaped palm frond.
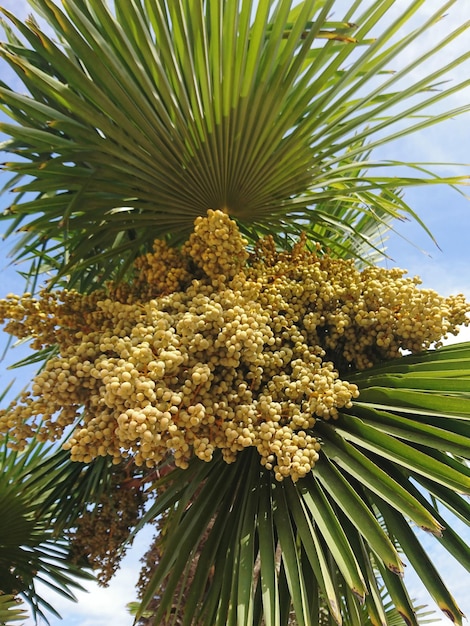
[0,431,153,604]
[132,341,470,626]
[0,0,469,288]
[0,435,95,624]
[0,365,148,624]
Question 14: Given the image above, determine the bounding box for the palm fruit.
[0,210,468,481]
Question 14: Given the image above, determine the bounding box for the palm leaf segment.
[0,425,151,624]
[137,342,470,626]
[0,436,97,625]
[0,0,469,287]
[0,594,28,626]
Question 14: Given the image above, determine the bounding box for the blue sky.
[1,1,470,624]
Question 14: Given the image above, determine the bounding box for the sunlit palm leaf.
[133,342,470,626]
[1,2,470,625]
[0,594,28,625]
[0,0,469,287]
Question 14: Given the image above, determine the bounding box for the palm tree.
[0,1,470,625]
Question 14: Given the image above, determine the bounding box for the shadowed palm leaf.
[0,429,151,623]
[0,436,95,624]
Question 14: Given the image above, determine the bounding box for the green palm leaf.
[0,437,95,624]
[132,342,470,625]
[1,0,469,287]
[0,594,28,626]
[0,426,154,622]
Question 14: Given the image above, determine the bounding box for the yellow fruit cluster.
[0,210,468,481]
[183,209,249,281]
[251,240,469,370]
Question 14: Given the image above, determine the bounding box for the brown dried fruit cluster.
[0,210,468,481]
[67,465,147,585]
